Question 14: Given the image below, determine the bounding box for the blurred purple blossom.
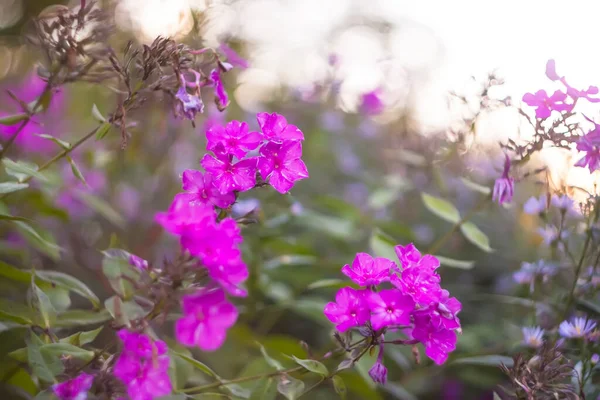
[558,317,596,338]
[522,326,544,348]
[523,195,547,215]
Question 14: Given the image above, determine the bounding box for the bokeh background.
[1,1,600,399]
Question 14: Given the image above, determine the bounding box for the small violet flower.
[175,85,204,120]
[176,288,238,351]
[523,195,547,215]
[559,317,596,338]
[492,154,514,204]
[522,326,544,348]
[206,120,262,159]
[52,373,94,400]
[551,194,575,212]
[575,126,600,173]
[324,287,370,333]
[258,141,309,194]
[341,252,393,286]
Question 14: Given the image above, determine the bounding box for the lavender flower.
[558,317,596,338]
[492,154,514,204]
[522,326,544,348]
[523,195,547,215]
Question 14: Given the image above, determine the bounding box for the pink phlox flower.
[209,68,230,111]
[205,258,249,297]
[256,112,304,143]
[257,140,309,194]
[323,287,370,332]
[175,288,238,351]
[394,243,440,271]
[179,169,235,208]
[206,120,263,159]
[340,252,392,286]
[180,217,242,266]
[366,289,414,331]
[522,89,572,119]
[411,314,457,365]
[360,89,385,115]
[218,43,249,69]
[155,195,216,236]
[52,373,94,400]
[575,117,600,173]
[201,145,257,194]
[419,289,461,331]
[492,154,514,204]
[391,267,442,306]
[113,330,172,400]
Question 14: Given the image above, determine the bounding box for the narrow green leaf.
[368,187,400,210]
[277,375,305,400]
[30,281,56,328]
[451,355,514,367]
[257,343,284,371]
[14,221,62,260]
[45,286,71,312]
[3,159,47,182]
[263,255,317,270]
[369,229,397,260]
[76,191,124,228]
[0,260,33,282]
[383,383,418,400]
[27,333,63,382]
[0,113,28,125]
[460,222,494,252]
[67,156,87,186]
[0,213,29,221]
[37,270,100,308]
[421,193,461,223]
[250,377,277,400]
[55,309,111,327]
[331,375,347,399]
[435,255,475,269]
[61,326,103,346]
[95,122,112,140]
[0,299,33,324]
[104,296,147,326]
[35,134,71,150]
[296,210,354,240]
[9,347,28,362]
[41,343,95,362]
[306,279,345,290]
[291,356,328,376]
[0,181,29,194]
[174,352,220,378]
[460,177,491,195]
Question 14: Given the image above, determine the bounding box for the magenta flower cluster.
[113,329,172,400]
[324,243,461,380]
[52,372,94,400]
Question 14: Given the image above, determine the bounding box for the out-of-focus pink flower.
[359,89,385,115]
[219,43,249,69]
[52,373,94,400]
[522,89,572,119]
[56,163,107,217]
[206,120,262,159]
[176,288,238,351]
[257,141,309,194]
[575,118,600,173]
[210,68,230,111]
[129,254,148,270]
[179,169,235,208]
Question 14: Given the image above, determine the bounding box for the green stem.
[563,231,592,320]
[427,194,491,254]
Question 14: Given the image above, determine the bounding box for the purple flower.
[113,330,172,400]
[545,59,561,81]
[176,288,238,351]
[258,141,309,194]
[513,260,558,292]
[412,315,457,365]
[360,89,385,115]
[256,112,304,143]
[340,253,392,286]
[391,267,442,306]
[323,287,370,332]
[425,289,462,330]
[394,243,440,271]
[206,120,262,159]
[368,344,387,384]
[592,354,600,364]
[522,326,544,348]
[205,258,249,298]
[558,317,596,338]
[52,373,94,400]
[201,149,257,194]
[367,289,414,330]
[175,86,204,120]
[492,154,514,204]
[219,43,249,69]
[523,195,547,215]
[522,89,572,119]
[179,169,235,208]
[155,196,216,236]
[129,254,148,270]
[575,128,600,173]
[537,225,567,246]
[210,68,229,111]
[551,194,574,212]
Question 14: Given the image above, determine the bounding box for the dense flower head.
[179,169,235,208]
[256,112,304,143]
[206,120,262,159]
[324,243,461,369]
[113,330,172,400]
[201,148,258,194]
[492,154,514,204]
[52,373,94,400]
[176,288,238,351]
[558,317,596,338]
[522,326,544,348]
[257,140,309,193]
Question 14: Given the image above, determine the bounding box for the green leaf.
[101,249,140,298]
[37,270,100,308]
[3,159,47,182]
[368,187,400,210]
[27,333,63,382]
[95,122,112,140]
[14,221,62,260]
[45,286,71,312]
[0,260,33,282]
[76,191,124,228]
[263,255,317,270]
[460,222,494,252]
[104,296,147,327]
[435,255,475,269]
[0,212,29,221]
[331,375,347,399]
[0,299,33,324]
[67,156,87,186]
[0,181,29,194]
[277,375,305,400]
[55,309,111,327]
[92,104,106,122]
[9,347,28,362]
[576,299,600,317]
[41,343,95,362]
[461,177,491,195]
[369,229,397,260]
[292,355,328,376]
[6,367,37,396]
[0,113,28,125]
[258,343,284,371]
[61,326,103,346]
[493,393,502,400]
[29,281,56,329]
[451,355,514,367]
[306,279,345,290]
[250,377,277,400]
[421,193,460,223]
[35,134,71,150]
[296,210,354,240]
[174,352,220,378]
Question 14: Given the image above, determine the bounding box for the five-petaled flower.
[201,146,258,194]
[522,89,572,119]
[258,141,309,194]
[341,252,393,286]
[324,287,370,332]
